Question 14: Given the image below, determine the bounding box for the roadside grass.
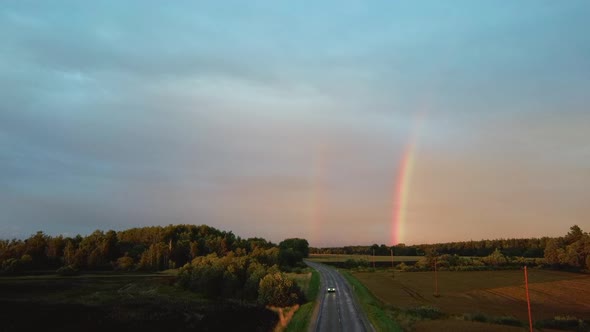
[286,269,320,332]
[341,270,403,332]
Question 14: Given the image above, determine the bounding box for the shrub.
[534,316,587,331]
[406,306,444,320]
[492,316,522,327]
[56,265,79,276]
[115,256,135,271]
[464,312,488,323]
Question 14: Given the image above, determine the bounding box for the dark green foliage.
[258,272,302,307]
[1,258,22,275]
[0,224,290,274]
[177,249,301,306]
[464,312,488,322]
[278,238,309,268]
[464,313,523,327]
[311,236,552,258]
[343,258,370,269]
[535,316,589,331]
[544,225,590,270]
[405,306,444,320]
[56,265,79,276]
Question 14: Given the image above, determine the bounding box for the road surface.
[306,261,374,332]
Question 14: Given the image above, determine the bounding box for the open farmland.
[352,269,590,323]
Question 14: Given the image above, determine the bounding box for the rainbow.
[391,115,424,245]
[391,142,415,245]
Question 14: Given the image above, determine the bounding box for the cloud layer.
[1,1,589,245]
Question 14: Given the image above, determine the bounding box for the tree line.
[0,224,305,274]
[311,225,590,271]
[311,238,547,258]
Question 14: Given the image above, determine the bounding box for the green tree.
[482,248,508,266]
[258,272,300,307]
[278,238,309,267]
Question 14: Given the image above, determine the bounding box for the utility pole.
[372,249,375,269]
[524,266,533,332]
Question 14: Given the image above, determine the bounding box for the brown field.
[352,269,590,321]
[413,320,531,332]
[308,254,419,263]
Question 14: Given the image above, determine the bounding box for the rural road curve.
[305,261,374,332]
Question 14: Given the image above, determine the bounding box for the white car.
[327,287,336,292]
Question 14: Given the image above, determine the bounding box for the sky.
[1,1,589,247]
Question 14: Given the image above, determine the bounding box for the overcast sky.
[1,1,589,246]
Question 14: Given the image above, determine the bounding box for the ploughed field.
[352,269,590,321]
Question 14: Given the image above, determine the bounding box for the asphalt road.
[306,261,374,332]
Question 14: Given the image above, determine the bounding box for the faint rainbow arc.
[391,115,424,246]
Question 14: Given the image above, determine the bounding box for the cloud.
[1,1,589,245]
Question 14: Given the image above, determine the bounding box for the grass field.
[308,254,419,263]
[350,269,590,330]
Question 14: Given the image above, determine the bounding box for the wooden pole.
[524,266,533,332]
[372,249,375,269]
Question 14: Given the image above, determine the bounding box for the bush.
[406,306,444,320]
[56,265,79,276]
[343,258,369,269]
[535,316,587,331]
[492,316,522,327]
[464,312,488,323]
[115,256,135,271]
[1,258,22,275]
